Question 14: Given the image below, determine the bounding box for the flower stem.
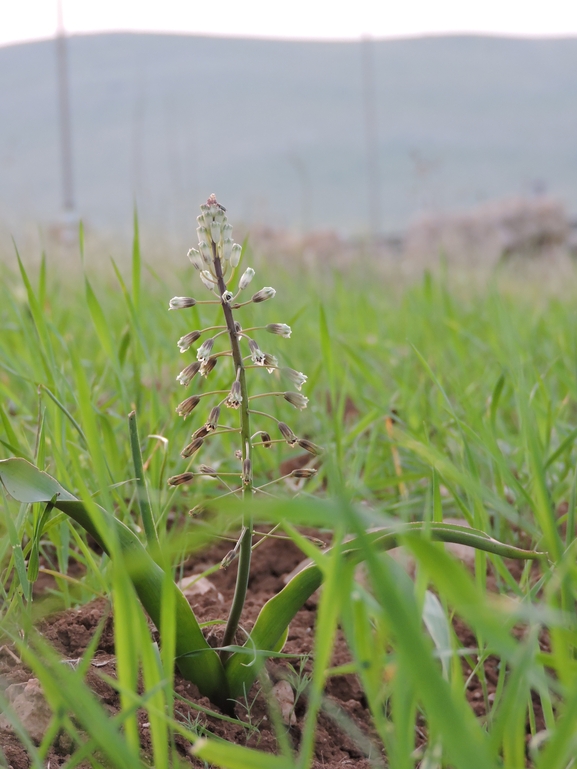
[212,245,253,661]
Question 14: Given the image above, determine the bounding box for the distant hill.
[1,32,576,243]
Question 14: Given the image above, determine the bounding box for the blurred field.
[2,32,577,244]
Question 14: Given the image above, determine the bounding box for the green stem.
[128,410,159,552]
[212,246,253,660]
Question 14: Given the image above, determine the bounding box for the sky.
[2,0,577,47]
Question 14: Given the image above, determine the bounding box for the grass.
[1,231,577,768]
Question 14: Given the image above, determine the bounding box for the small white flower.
[222,238,234,260]
[198,241,212,263]
[263,353,278,373]
[266,323,291,338]
[239,267,255,291]
[252,287,276,303]
[278,422,297,445]
[210,221,221,244]
[248,338,266,365]
[175,395,201,418]
[284,391,309,410]
[187,248,203,271]
[177,330,201,352]
[176,361,201,386]
[230,243,242,268]
[169,296,196,310]
[281,367,307,391]
[197,338,215,362]
[181,437,204,458]
[199,357,217,377]
[200,270,215,290]
[225,380,243,409]
[206,406,220,431]
[221,290,234,303]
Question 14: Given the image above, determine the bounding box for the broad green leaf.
[0,457,229,709]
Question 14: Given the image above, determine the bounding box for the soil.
[0,531,546,769]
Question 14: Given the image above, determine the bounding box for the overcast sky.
[2,0,577,47]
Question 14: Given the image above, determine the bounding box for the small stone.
[0,678,52,744]
[272,680,296,725]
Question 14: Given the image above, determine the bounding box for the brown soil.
[0,533,545,769]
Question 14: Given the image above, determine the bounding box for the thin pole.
[361,35,381,254]
[56,0,75,214]
[288,153,311,241]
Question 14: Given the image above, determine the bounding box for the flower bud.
[198,241,212,264]
[297,438,323,456]
[278,422,298,446]
[225,380,242,409]
[210,221,221,244]
[239,267,255,290]
[176,361,201,386]
[222,223,233,240]
[197,338,214,362]
[200,270,215,290]
[167,472,195,486]
[242,458,252,485]
[199,464,218,476]
[252,287,276,303]
[176,395,201,418]
[187,248,204,271]
[281,367,307,391]
[206,406,220,431]
[177,330,202,353]
[221,549,237,569]
[266,323,291,338]
[192,425,210,439]
[181,437,204,458]
[230,243,242,267]
[200,356,217,377]
[169,296,196,310]
[291,467,317,479]
[260,432,272,449]
[197,225,209,243]
[284,391,309,410]
[222,238,234,260]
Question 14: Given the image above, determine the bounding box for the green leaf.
[489,372,506,432]
[225,518,545,697]
[422,590,452,680]
[192,737,294,769]
[0,457,230,710]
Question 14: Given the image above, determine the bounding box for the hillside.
[1,32,576,243]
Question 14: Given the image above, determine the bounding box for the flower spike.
[169,195,322,660]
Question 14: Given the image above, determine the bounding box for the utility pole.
[361,35,381,256]
[288,152,311,243]
[55,0,77,242]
